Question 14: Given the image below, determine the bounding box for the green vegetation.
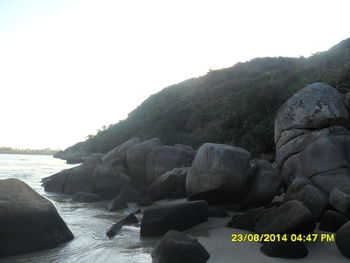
[63,38,350,157]
[0,147,59,155]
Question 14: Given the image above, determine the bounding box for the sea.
[0,154,157,263]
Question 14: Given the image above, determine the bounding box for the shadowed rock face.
[152,230,210,263]
[274,83,350,222]
[186,143,251,204]
[0,178,74,258]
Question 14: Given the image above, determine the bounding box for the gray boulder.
[329,189,350,218]
[0,179,74,258]
[101,137,141,164]
[186,143,251,203]
[336,221,350,258]
[145,167,189,202]
[281,135,350,186]
[152,230,210,263]
[126,138,162,180]
[72,192,101,203]
[92,159,129,199]
[140,200,208,236]
[242,159,281,208]
[145,146,193,181]
[311,168,350,195]
[274,82,348,144]
[319,210,348,232]
[345,92,350,109]
[284,176,328,220]
[255,200,315,234]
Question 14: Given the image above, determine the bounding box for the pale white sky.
[0,0,349,150]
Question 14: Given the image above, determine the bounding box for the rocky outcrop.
[283,176,328,220]
[152,230,210,263]
[255,200,315,234]
[242,159,281,208]
[275,83,350,187]
[140,200,208,236]
[186,143,251,203]
[0,179,74,258]
[54,150,91,164]
[274,83,350,228]
[227,207,266,231]
[143,167,189,203]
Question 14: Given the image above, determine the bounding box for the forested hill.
[63,38,350,157]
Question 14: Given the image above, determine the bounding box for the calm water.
[0,154,156,263]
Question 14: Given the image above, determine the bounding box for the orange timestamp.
[231,233,335,242]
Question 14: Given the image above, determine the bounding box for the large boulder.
[227,207,266,231]
[144,167,189,202]
[284,176,328,220]
[319,210,348,232]
[140,200,208,236]
[311,168,350,195]
[186,143,251,204]
[242,159,281,208]
[274,82,348,144]
[329,189,350,218]
[0,179,74,258]
[151,230,210,263]
[281,135,350,186]
[336,221,350,258]
[145,146,193,181]
[255,200,315,234]
[126,138,162,180]
[101,137,141,164]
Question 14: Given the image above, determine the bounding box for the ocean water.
[0,154,156,263]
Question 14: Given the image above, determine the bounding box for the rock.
[107,196,127,211]
[145,146,193,182]
[227,207,266,231]
[319,210,348,232]
[274,82,349,144]
[145,167,189,202]
[106,183,142,212]
[281,135,350,186]
[345,92,350,109]
[126,138,162,180]
[260,241,308,259]
[54,150,91,164]
[186,143,251,204]
[151,230,210,263]
[92,159,129,199]
[101,137,141,164]
[43,154,102,195]
[208,208,230,218]
[0,179,74,258]
[140,200,208,236]
[276,126,350,168]
[329,189,350,218]
[276,128,309,150]
[255,200,315,234]
[72,192,101,203]
[284,176,328,220]
[106,213,138,238]
[242,159,281,208]
[336,221,350,258]
[311,168,350,195]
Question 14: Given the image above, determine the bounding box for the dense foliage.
[64,38,350,157]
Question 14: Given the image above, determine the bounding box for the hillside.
[61,38,350,157]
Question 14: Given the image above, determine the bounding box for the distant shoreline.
[0,147,59,156]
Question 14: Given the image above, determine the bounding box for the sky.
[0,0,350,150]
